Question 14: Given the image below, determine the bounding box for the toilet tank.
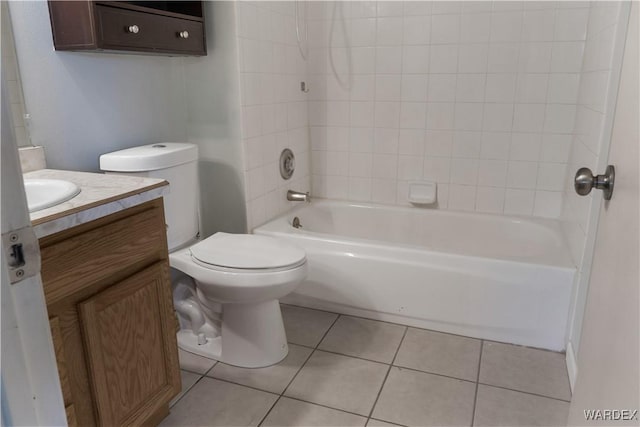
[100,143,199,251]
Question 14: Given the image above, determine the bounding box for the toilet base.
[176,299,289,368]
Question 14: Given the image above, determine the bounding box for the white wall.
[307,1,588,217]
[9,0,188,172]
[1,2,30,147]
[562,1,628,374]
[236,1,311,230]
[182,1,247,236]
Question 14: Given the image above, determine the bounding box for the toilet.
[100,143,307,368]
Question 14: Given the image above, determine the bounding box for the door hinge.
[2,226,40,285]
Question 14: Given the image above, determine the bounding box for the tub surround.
[25,169,167,238]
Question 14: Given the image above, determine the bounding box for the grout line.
[179,364,215,376]
[257,395,282,427]
[283,395,372,419]
[482,338,568,355]
[313,347,394,366]
[366,326,409,419]
[204,376,281,397]
[258,315,340,426]
[470,340,484,426]
[169,371,208,409]
[472,5,493,214]
[281,302,339,316]
[279,314,341,394]
[259,314,342,426]
[368,417,409,427]
[389,362,477,385]
[476,382,572,403]
[390,325,410,365]
[202,360,218,377]
[287,341,316,350]
[315,313,342,349]
[280,346,318,396]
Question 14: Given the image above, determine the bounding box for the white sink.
[24,179,81,213]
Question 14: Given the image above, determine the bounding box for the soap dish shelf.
[407,181,437,205]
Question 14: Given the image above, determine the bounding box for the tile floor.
[161,304,571,427]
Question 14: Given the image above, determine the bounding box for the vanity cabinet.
[40,198,181,426]
[48,1,206,56]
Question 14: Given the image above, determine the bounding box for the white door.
[568,3,639,425]
[1,62,66,424]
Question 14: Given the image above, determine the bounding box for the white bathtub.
[254,200,576,351]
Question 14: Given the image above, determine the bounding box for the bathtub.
[254,200,576,351]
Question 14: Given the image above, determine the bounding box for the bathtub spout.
[287,190,311,202]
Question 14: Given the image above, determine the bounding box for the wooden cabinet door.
[79,262,180,426]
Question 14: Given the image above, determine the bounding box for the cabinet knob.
[127,25,140,34]
[178,30,189,39]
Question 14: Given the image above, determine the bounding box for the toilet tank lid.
[100,143,198,172]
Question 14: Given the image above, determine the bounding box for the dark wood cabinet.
[48,1,206,56]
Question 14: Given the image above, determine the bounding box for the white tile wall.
[307,1,590,217]
[561,1,624,264]
[236,1,311,229]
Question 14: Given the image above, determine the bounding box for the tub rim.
[254,198,575,270]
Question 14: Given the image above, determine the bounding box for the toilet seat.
[170,234,308,305]
[189,232,306,272]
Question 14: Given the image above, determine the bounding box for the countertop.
[25,169,168,238]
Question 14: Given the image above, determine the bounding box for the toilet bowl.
[99,143,308,368]
[170,233,307,368]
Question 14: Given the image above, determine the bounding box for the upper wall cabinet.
[48,1,207,56]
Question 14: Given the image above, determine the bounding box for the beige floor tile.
[474,385,569,426]
[394,328,481,381]
[178,348,216,374]
[170,370,200,407]
[285,350,388,416]
[479,342,571,401]
[207,344,312,393]
[262,397,367,426]
[366,418,403,426]
[160,378,277,426]
[319,316,406,363]
[281,304,339,347]
[372,367,476,426]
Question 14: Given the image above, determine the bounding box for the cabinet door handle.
[178,30,189,39]
[127,25,140,34]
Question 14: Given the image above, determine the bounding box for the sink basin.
[24,179,81,212]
